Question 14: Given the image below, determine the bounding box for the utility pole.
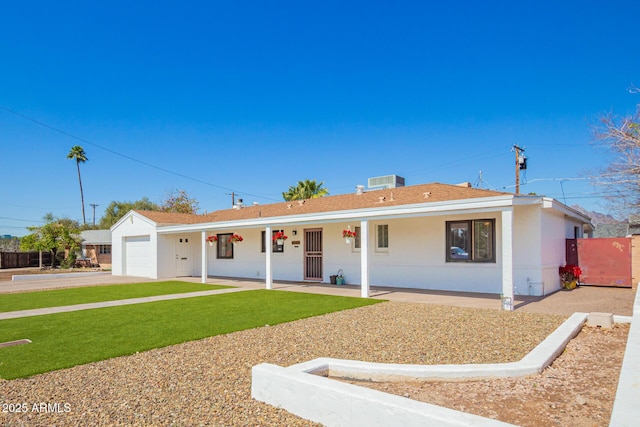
[226,192,236,207]
[90,203,99,226]
[512,145,526,194]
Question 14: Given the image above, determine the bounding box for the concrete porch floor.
[201,276,637,317]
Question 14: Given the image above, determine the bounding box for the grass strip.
[0,281,231,313]
[0,289,381,379]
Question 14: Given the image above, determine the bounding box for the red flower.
[206,235,218,243]
[273,231,288,241]
[229,233,243,243]
[342,229,357,238]
[559,264,582,282]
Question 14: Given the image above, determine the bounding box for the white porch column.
[501,209,514,310]
[265,226,272,290]
[360,220,370,298]
[201,230,208,284]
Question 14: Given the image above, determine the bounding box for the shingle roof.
[134,183,508,226]
[80,230,112,244]
[132,210,210,225]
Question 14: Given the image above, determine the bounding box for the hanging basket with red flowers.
[342,229,357,239]
[206,235,218,246]
[229,233,244,244]
[273,231,288,244]
[342,229,357,244]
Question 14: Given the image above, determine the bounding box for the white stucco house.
[110,182,591,300]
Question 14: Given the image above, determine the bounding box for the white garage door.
[125,236,151,277]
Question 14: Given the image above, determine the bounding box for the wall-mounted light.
[292,230,297,236]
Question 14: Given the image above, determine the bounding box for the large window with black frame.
[446,219,495,262]
[217,233,234,259]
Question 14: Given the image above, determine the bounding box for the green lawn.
[0,289,381,379]
[0,281,231,312]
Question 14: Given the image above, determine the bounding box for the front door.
[176,236,192,277]
[304,228,323,281]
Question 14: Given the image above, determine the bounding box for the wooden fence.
[0,252,53,269]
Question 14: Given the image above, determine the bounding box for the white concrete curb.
[12,272,109,281]
[252,363,516,427]
[609,289,640,427]
[252,312,593,426]
[288,312,587,382]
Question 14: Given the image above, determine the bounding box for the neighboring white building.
[111,182,592,299]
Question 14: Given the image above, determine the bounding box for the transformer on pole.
[512,145,527,194]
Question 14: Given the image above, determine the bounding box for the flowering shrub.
[559,264,582,289]
[272,231,288,241]
[342,229,357,238]
[206,235,218,243]
[229,233,244,243]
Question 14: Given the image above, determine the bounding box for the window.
[261,230,284,253]
[354,226,361,249]
[217,233,234,259]
[377,224,388,250]
[446,219,495,262]
[99,245,111,255]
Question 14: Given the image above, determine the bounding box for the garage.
[125,235,152,277]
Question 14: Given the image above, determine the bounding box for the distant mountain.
[570,205,626,226]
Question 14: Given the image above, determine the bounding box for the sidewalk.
[0,287,245,320]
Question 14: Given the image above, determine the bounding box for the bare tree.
[591,104,640,217]
[160,189,199,214]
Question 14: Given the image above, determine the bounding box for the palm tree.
[282,179,329,201]
[67,146,88,224]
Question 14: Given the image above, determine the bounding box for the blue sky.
[1,1,639,236]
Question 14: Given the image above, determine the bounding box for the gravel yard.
[347,323,629,427]
[1,301,573,426]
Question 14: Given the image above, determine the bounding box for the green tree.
[99,198,158,229]
[591,104,640,216]
[160,189,199,214]
[20,214,81,268]
[67,146,88,224]
[282,179,329,201]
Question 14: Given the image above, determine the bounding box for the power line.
[1,105,280,203]
[497,176,590,190]
[0,216,45,223]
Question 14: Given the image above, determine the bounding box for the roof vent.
[355,184,365,195]
[368,175,405,189]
